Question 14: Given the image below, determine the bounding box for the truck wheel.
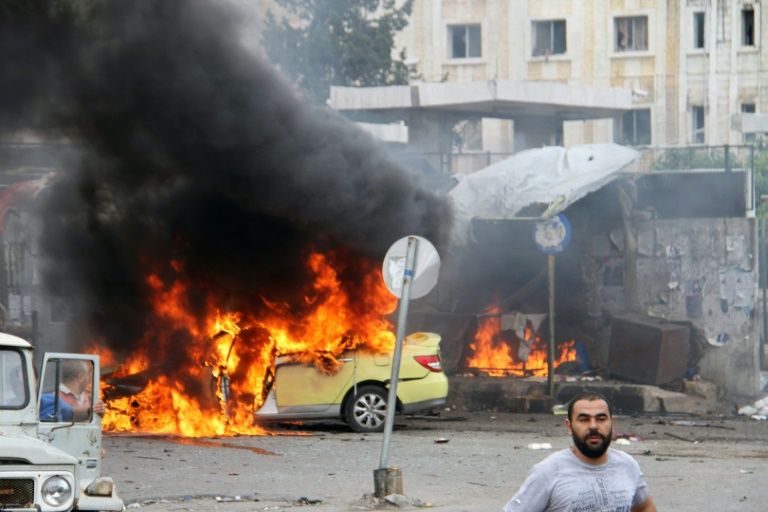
[345,385,388,433]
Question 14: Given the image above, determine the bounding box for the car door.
[274,351,357,411]
[37,353,103,483]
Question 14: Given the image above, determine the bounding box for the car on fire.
[0,332,123,512]
[255,331,449,432]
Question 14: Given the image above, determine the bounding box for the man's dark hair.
[567,391,613,421]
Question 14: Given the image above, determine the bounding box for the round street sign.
[533,213,572,254]
[382,236,441,299]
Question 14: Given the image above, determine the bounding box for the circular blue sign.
[532,213,572,254]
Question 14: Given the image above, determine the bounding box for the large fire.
[466,308,576,377]
[95,251,397,437]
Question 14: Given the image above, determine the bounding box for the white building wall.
[399,0,768,150]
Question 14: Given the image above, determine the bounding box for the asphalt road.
[102,410,768,511]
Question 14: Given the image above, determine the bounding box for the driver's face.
[73,371,88,393]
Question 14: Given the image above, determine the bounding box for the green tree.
[755,148,768,218]
[263,0,413,104]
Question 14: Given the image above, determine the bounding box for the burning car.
[255,332,449,432]
[0,333,123,512]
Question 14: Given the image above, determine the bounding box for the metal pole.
[379,236,418,470]
[547,254,555,397]
[751,145,756,210]
[761,216,767,369]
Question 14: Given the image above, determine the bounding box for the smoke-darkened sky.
[0,0,451,348]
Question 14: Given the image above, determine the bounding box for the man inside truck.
[40,359,105,421]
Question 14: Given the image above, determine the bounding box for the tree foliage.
[263,0,413,104]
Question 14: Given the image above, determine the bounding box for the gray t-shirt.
[502,447,649,512]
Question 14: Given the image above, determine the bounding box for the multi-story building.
[396,0,767,151]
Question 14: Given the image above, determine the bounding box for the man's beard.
[572,428,612,459]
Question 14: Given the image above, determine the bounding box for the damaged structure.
[407,143,761,402]
[0,141,762,408]
[583,163,759,398]
[0,142,68,355]
[331,78,762,403]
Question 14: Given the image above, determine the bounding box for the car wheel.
[345,385,388,433]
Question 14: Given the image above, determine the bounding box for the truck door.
[37,353,103,483]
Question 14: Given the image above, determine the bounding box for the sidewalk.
[447,374,732,416]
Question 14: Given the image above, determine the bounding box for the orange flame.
[466,309,576,377]
[96,251,397,437]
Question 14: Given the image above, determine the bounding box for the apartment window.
[743,7,755,46]
[532,20,566,57]
[451,119,482,152]
[692,106,705,144]
[621,109,651,146]
[4,243,26,288]
[693,12,705,49]
[449,25,482,59]
[615,16,648,52]
[742,103,757,143]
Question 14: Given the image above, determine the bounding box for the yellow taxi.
[255,332,449,432]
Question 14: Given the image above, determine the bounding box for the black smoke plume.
[1,1,451,349]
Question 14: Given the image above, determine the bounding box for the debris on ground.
[664,432,699,443]
[614,433,642,442]
[295,496,323,505]
[551,404,567,416]
[667,420,735,429]
[737,397,768,420]
[353,494,433,509]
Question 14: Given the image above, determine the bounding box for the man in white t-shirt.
[502,392,656,512]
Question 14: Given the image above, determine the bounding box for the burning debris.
[0,2,451,436]
[465,307,577,378]
[97,252,399,437]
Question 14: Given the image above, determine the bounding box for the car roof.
[0,332,32,348]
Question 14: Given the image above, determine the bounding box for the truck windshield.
[0,349,27,409]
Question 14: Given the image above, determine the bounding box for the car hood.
[0,432,78,465]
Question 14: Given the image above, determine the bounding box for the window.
[40,359,96,423]
[741,103,757,144]
[743,7,755,46]
[692,106,705,144]
[451,119,482,152]
[449,25,481,59]
[532,20,566,57]
[621,109,651,146]
[742,103,756,113]
[615,16,648,52]
[693,12,705,49]
[0,349,27,409]
[4,243,26,288]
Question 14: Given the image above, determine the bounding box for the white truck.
[0,332,123,512]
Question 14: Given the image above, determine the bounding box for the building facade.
[398,0,767,151]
